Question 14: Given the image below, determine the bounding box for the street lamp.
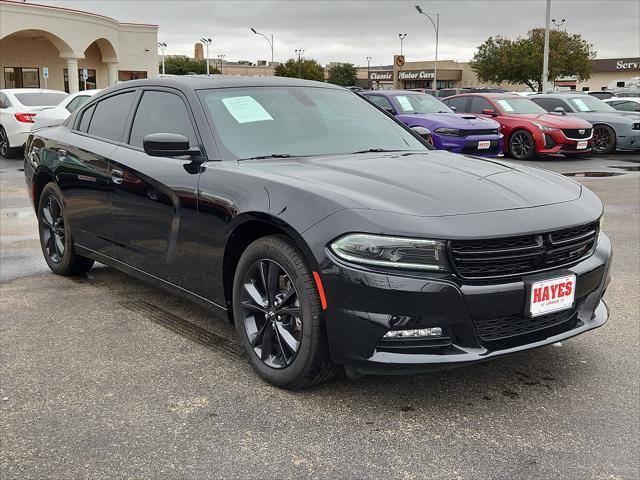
[217,54,225,74]
[415,5,439,91]
[295,49,304,78]
[552,18,566,30]
[158,42,167,75]
[366,56,371,89]
[398,33,407,56]
[250,27,274,64]
[199,37,212,75]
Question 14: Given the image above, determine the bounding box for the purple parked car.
[362,90,503,157]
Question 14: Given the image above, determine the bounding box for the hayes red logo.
[533,280,573,303]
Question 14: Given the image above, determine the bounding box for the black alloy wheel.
[40,194,66,264]
[509,130,536,160]
[37,183,94,275]
[233,235,336,389]
[592,124,616,154]
[240,259,303,369]
[0,126,10,158]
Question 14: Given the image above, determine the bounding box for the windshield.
[14,92,68,107]
[199,87,427,159]
[494,97,547,114]
[393,93,453,114]
[567,96,616,112]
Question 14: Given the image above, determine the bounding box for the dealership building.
[358,55,640,92]
[0,0,158,93]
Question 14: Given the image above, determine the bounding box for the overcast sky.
[37,0,640,66]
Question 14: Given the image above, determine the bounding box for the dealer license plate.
[478,140,491,149]
[576,141,588,149]
[528,274,576,317]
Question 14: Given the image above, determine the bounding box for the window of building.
[63,69,97,93]
[582,87,590,91]
[129,91,196,148]
[118,71,148,82]
[365,95,395,113]
[3,67,40,88]
[87,92,135,141]
[469,96,494,114]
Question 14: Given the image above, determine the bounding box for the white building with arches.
[0,0,158,93]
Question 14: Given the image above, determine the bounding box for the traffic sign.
[82,68,88,80]
[42,67,49,79]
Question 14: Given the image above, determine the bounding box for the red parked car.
[442,93,594,160]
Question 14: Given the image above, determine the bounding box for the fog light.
[384,327,443,338]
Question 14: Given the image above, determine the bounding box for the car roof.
[444,92,523,100]
[108,75,341,93]
[1,88,68,96]
[605,97,640,101]
[362,89,435,96]
[530,93,590,98]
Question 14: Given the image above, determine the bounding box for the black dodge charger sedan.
[24,76,612,389]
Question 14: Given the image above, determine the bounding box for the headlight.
[330,234,449,271]
[531,122,559,132]
[434,127,461,137]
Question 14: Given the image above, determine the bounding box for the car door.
[54,90,136,259]
[108,88,204,295]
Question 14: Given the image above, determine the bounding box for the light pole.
[295,49,304,78]
[542,0,551,92]
[199,37,212,75]
[398,33,407,55]
[158,42,167,75]
[415,5,439,91]
[217,54,225,74]
[366,56,371,89]
[250,27,274,64]
[552,18,566,30]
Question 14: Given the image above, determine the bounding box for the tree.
[470,28,595,92]
[327,63,358,86]
[274,58,324,81]
[162,55,220,75]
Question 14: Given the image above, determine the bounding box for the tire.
[592,124,616,154]
[37,182,94,276]
[232,235,337,389]
[509,130,536,160]
[0,126,19,159]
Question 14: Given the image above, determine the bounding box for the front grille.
[461,140,500,155]
[632,123,640,130]
[450,222,598,279]
[459,129,499,137]
[474,306,578,342]
[562,128,592,139]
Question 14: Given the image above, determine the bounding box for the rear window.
[87,92,135,141]
[14,92,68,107]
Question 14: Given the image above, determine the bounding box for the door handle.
[111,169,123,185]
[58,149,68,160]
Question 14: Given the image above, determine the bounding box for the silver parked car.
[530,93,640,154]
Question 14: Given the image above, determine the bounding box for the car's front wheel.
[592,124,616,154]
[509,130,536,160]
[37,183,94,275]
[233,235,336,389]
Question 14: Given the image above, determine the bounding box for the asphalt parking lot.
[1,152,638,479]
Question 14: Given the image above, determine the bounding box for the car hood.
[505,113,592,128]
[575,111,640,123]
[398,112,498,129]
[242,151,582,217]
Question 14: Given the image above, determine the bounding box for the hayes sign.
[398,70,434,80]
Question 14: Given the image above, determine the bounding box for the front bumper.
[319,233,612,376]
[534,130,593,156]
[433,134,503,157]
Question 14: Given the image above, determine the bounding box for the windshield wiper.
[351,148,405,154]
[240,153,293,161]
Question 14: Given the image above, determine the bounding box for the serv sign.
[528,274,576,317]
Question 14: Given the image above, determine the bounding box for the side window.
[531,97,567,112]
[610,100,638,111]
[445,96,469,112]
[78,104,95,132]
[0,93,9,109]
[87,91,135,141]
[469,97,495,114]
[66,95,90,113]
[365,95,395,113]
[129,91,197,148]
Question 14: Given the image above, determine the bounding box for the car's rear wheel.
[592,124,616,154]
[0,126,18,159]
[509,130,536,160]
[233,235,336,389]
[37,183,94,275]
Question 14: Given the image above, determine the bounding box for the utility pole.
[199,37,212,75]
[552,18,566,30]
[217,54,225,74]
[542,0,551,92]
[295,49,304,78]
[158,42,167,75]
[415,6,439,91]
[366,56,371,89]
[398,34,407,56]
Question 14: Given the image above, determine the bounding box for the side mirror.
[143,133,199,157]
[450,106,457,112]
[410,126,432,144]
[482,108,498,116]
[554,106,566,115]
[384,107,396,115]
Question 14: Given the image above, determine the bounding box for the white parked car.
[603,97,640,112]
[31,89,101,131]
[0,88,69,158]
